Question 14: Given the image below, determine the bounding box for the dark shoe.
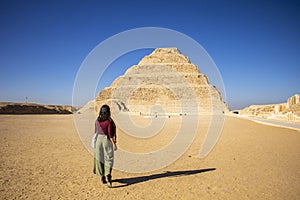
[107,174,112,188]
[101,176,107,184]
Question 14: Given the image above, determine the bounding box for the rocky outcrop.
[0,102,73,114]
[95,48,228,116]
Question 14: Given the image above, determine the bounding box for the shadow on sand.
[113,168,216,188]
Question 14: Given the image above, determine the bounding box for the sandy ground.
[0,114,299,199]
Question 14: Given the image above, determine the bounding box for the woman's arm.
[108,120,117,151]
[110,138,117,151]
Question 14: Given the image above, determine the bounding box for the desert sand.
[0,114,299,199]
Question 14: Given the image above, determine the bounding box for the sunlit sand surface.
[0,115,299,199]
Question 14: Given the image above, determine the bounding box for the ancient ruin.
[238,94,300,122]
[94,48,228,116]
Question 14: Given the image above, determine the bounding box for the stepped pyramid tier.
[95,48,228,116]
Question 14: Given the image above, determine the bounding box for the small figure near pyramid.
[95,48,228,116]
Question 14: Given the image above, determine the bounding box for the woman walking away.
[93,105,117,188]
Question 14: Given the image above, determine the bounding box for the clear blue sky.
[0,0,299,110]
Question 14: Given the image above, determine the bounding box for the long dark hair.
[97,104,111,122]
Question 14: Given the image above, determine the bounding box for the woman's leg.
[103,136,114,176]
[94,135,105,177]
[103,136,114,187]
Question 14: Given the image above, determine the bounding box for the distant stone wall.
[238,94,300,121]
[283,94,300,116]
[239,104,284,116]
[284,103,300,117]
[287,94,300,108]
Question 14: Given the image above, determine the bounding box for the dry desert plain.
[0,114,299,199]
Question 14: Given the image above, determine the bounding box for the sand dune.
[0,114,299,199]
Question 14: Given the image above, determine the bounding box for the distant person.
[93,105,117,188]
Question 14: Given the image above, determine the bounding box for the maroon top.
[95,119,115,140]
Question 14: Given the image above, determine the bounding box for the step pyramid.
[95,48,228,116]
